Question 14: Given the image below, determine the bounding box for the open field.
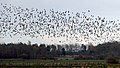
[0,59,120,68]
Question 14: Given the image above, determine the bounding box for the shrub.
[106,58,119,64]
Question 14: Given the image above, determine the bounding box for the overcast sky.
[0,0,120,45]
[1,0,120,19]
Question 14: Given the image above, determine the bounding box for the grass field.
[0,59,120,68]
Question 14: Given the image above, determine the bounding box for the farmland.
[0,59,120,68]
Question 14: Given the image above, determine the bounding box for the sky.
[0,0,120,19]
[0,0,120,45]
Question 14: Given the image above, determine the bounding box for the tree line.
[0,41,120,60]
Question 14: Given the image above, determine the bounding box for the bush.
[106,58,119,64]
[74,57,82,60]
[19,53,29,59]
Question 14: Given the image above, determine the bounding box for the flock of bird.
[0,3,120,45]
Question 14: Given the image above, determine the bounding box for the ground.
[0,59,120,68]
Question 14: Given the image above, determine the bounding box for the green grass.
[0,59,120,68]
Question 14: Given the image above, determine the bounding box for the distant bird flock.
[0,3,120,45]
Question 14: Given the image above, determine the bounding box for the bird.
[0,3,120,45]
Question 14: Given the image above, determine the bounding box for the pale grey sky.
[0,0,120,45]
[1,0,120,19]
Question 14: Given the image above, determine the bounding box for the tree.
[62,48,66,55]
[27,40,31,45]
[81,44,87,51]
[39,44,47,58]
